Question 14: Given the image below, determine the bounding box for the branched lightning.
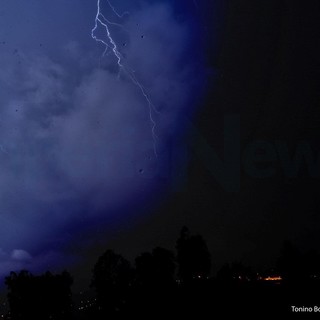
[106,0,129,18]
[92,0,159,157]
[99,13,129,32]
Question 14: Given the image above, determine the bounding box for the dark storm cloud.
[0,1,203,276]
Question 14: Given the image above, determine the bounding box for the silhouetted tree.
[135,252,154,287]
[5,270,73,320]
[133,247,176,316]
[91,249,133,315]
[153,247,176,285]
[176,227,211,283]
[135,247,176,288]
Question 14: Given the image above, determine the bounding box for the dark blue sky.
[0,0,210,278]
[2,0,318,289]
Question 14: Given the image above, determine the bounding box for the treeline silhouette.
[3,228,320,319]
[5,270,73,319]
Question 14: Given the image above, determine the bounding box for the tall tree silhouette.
[5,270,73,320]
[91,249,133,315]
[176,227,211,282]
[135,247,176,288]
[134,247,176,316]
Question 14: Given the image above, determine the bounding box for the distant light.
[263,276,282,281]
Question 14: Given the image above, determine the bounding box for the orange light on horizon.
[263,276,282,281]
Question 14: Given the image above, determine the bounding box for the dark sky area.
[0,0,319,290]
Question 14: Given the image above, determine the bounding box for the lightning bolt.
[106,0,129,18]
[99,12,129,32]
[91,0,159,157]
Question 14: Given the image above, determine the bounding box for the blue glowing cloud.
[0,0,206,276]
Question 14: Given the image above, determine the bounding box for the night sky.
[0,0,319,290]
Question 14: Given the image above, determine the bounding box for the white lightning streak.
[106,0,129,18]
[99,13,129,32]
[92,0,159,157]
